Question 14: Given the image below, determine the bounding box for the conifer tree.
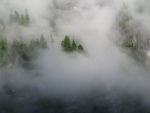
[29,39,36,50]
[25,9,30,23]
[62,35,72,51]
[78,44,84,51]
[72,39,77,50]
[12,40,29,61]
[39,34,47,48]
[0,38,7,57]
[10,11,15,23]
[10,9,30,26]
[61,36,85,52]
[14,11,20,22]
[20,14,25,25]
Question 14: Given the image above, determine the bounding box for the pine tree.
[78,44,84,51]
[25,9,30,24]
[10,11,15,23]
[72,39,77,50]
[10,9,30,26]
[20,14,25,25]
[0,38,7,57]
[39,34,47,48]
[61,36,85,53]
[14,11,20,22]
[12,40,29,61]
[62,35,72,51]
[29,39,36,50]
[0,38,9,66]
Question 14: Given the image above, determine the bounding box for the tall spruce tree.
[72,39,77,50]
[62,35,72,51]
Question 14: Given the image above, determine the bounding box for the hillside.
[0,0,150,113]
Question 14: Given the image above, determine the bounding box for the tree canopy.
[0,36,47,67]
[10,9,30,26]
[61,35,84,53]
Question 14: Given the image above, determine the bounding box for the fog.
[0,0,150,113]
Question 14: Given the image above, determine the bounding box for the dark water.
[0,85,149,113]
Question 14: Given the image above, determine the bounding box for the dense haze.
[0,0,150,113]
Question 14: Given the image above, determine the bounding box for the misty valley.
[0,0,150,113]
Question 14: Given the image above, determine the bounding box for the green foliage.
[25,9,30,23]
[14,11,20,22]
[117,5,147,64]
[78,44,84,51]
[0,38,8,57]
[123,39,147,64]
[61,35,84,53]
[39,34,47,48]
[29,35,47,50]
[12,40,29,61]
[124,40,136,48]
[20,14,25,25]
[0,35,47,68]
[29,39,38,50]
[116,6,132,31]
[0,38,8,66]
[10,9,30,26]
[72,39,77,50]
[61,35,72,52]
